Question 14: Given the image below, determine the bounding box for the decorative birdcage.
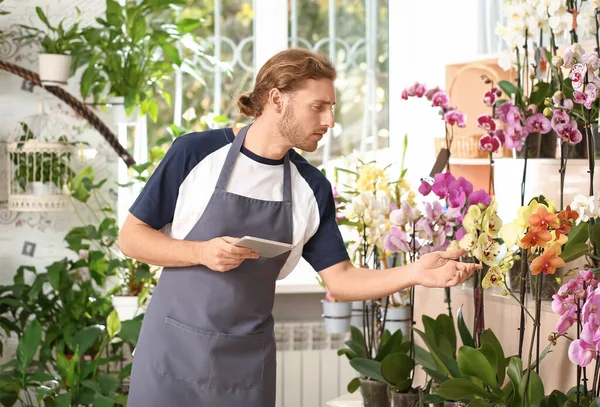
[6,109,74,212]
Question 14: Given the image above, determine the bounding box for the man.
[120,48,480,407]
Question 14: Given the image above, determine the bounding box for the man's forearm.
[119,222,201,268]
[328,263,419,302]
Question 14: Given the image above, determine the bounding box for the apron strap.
[217,124,293,204]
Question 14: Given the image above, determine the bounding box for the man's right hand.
[198,237,260,272]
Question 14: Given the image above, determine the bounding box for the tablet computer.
[234,236,294,258]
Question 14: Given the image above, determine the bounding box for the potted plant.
[339,327,415,407]
[17,6,87,86]
[80,0,206,124]
[111,258,156,321]
[317,276,352,334]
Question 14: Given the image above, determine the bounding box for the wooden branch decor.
[0,60,136,167]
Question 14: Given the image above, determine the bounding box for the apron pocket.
[152,316,216,385]
[209,331,265,390]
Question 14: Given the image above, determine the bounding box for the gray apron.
[127,124,293,407]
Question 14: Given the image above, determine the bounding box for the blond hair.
[237,48,336,117]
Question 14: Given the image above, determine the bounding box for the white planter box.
[110,96,140,125]
[383,306,411,336]
[39,53,71,86]
[322,300,352,334]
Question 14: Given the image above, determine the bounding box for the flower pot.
[359,379,389,407]
[390,390,420,407]
[112,295,142,321]
[322,300,352,334]
[383,306,411,336]
[351,300,364,327]
[109,96,140,125]
[39,53,71,86]
[28,181,52,196]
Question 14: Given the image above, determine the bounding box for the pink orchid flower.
[493,129,506,145]
[483,90,497,106]
[564,99,574,110]
[384,226,411,253]
[551,109,570,129]
[557,305,578,334]
[569,338,596,367]
[570,63,587,90]
[495,102,513,123]
[478,134,501,153]
[418,179,432,196]
[505,123,526,151]
[415,83,427,98]
[525,113,552,134]
[425,86,441,100]
[432,91,450,109]
[582,314,600,345]
[506,105,524,125]
[445,111,467,128]
[555,120,583,145]
[477,114,496,132]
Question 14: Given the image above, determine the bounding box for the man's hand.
[198,237,259,272]
[414,249,482,288]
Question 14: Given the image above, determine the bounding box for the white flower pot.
[28,181,52,196]
[322,300,352,334]
[112,295,142,321]
[351,301,364,328]
[110,96,139,125]
[383,306,411,336]
[39,53,71,86]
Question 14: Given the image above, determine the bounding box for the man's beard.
[276,106,318,152]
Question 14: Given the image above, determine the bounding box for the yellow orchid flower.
[463,205,482,235]
[459,232,477,253]
[499,222,525,248]
[545,230,568,255]
[477,233,502,266]
[482,266,505,289]
[482,210,503,238]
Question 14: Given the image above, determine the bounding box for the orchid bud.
[553,91,564,101]
[514,255,521,260]
[544,97,553,106]
[552,55,564,67]
[501,289,509,296]
[543,107,553,117]
[556,277,563,284]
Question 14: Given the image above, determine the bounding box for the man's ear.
[268,88,283,112]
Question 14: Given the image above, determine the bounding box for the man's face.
[276,78,336,152]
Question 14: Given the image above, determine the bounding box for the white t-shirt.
[129,128,349,279]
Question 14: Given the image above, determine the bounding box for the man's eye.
[313,105,322,110]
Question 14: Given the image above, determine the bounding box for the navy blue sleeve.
[129,129,230,230]
[128,137,188,230]
[301,177,350,272]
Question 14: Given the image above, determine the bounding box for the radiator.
[274,322,357,407]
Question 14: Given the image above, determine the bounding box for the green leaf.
[97,373,120,396]
[349,358,385,382]
[27,370,56,382]
[591,224,600,254]
[73,325,104,356]
[17,320,41,374]
[546,390,569,407]
[382,353,414,391]
[498,80,520,98]
[457,346,498,389]
[436,314,457,355]
[507,357,523,390]
[344,341,367,361]
[54,391,72,407]
[529,82,551,107]
[437,378,500,402]
[457,306,474,347]
[423,393,446,404]
[70,167,94,202]
[413,328,460,379]
[162,44,182,67]
[560,242,590,263]
[414,344,436,371]
[519,370,545,407]
[566,221,589,246]
[81,379,102,393]
[478,344,498,383]
[480,329,506,386]
[347,377,361,393]
[177,18,202,33]
[376,329,406,361]
[35,7,52,29]
[107,310,121,339]
[118,317,142,346]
